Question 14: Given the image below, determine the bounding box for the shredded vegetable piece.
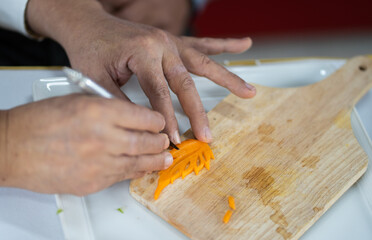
[228,196,235,210]
[56,209,63,215]
[154,139,214,200]
[117,207,125,214]
[223,210,233,223]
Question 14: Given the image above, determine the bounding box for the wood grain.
[130,56,372,240]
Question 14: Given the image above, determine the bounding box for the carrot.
[228,196,235,210]
[223,210,233,224]
[154,139,214,200]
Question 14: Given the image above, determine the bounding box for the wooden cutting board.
[130,56,372,240]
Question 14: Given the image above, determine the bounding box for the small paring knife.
[169,141,179,150]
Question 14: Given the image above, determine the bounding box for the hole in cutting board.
[359,65,367,71]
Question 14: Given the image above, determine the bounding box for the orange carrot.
[154,139,214,200]
[223,210,233,224]
[228,196,235,210]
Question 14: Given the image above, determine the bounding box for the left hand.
[27,0,256,145]
[98,0,192,35]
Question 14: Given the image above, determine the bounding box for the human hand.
[27,0,256,145]
[98,0,191,35]
[0,95,171,195]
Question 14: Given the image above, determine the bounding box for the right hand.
[3,94,172,196]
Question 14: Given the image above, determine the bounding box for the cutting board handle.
[310,56,372,107]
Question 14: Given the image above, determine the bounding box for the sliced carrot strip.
[154,139,214,200]
[228,196,235,210]
[223,210,233,224]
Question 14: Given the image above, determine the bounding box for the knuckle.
[137,28,170,50]
[127,135,140,155]
[200,54,211,66]
[152,83,170,101]
[133,155,142,166]
[198,109,208,119]
[152,28,169,42]
[89,121,107,137]
[126,155,141,171]
[179,76,195,92]
[77,139,104,157]
[137,34,157,50]
[198,38,211,52]
[79,98,106,118]
[189,53,212,76]
[165,64,186,79]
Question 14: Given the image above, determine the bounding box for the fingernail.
[204,127,213,142]
[162,133,170,149]
[245,37,252,43]
[245,82,256,92]
[172,130,181,144]
[164,153,173,169]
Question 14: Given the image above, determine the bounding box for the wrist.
[0,110,10,186]
[26,0,107,48]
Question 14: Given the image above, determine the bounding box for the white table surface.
[0,70,65,240]
[1,62,372,240]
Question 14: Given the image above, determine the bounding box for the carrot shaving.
[223,210,233,224]
[154,139,214,200]
[228,196,235,210]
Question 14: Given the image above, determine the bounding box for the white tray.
[33,59,372,240]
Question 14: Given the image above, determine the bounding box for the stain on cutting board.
[301,156,321,169]
[258,123,276,135]
[258,124,277,143]
[334,109,352,129]
[243,166,298,239]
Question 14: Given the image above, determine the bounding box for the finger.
[100,80,131,101]
[105,127,169,156]
[181,48,256,98]
[103,99,166,133]
[181,36,252,55]
[163,52,212,143]
[119,152,174,173]
[133,60,181,145]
